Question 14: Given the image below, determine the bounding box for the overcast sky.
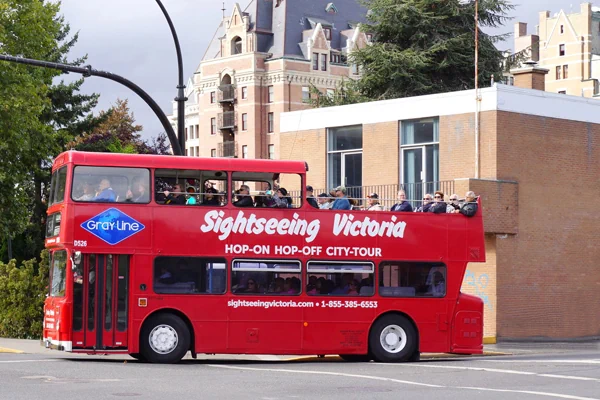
[57,0,587,141]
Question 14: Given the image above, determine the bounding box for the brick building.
[279,67,600,341]
[170,0,369,160]
[511,2,600,98]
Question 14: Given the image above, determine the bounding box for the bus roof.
[53,151,308,174]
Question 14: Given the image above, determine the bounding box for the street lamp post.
[474,0,480,179]
[155,0,187,155]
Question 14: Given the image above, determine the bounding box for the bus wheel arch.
[368,311,419,362]
[139,309,195,363]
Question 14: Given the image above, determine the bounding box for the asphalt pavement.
[1,339,600,400]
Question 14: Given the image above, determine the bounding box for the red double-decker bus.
[43,150,485,363]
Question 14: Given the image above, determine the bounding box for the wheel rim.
[149,324,178,355]
[379,324,407,354]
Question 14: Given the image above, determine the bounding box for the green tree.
[0,250,49,339]
[349,0,513,101]
[307,78,370,108]
[67,99,168,155]
[0,2,102,263]
[0,0,64,256]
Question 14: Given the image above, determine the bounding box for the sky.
[57,0,590,141]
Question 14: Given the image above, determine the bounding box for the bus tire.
[369,315,417,363]
[339,354,371,362]
[140,313,190,364]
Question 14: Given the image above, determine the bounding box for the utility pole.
[0,54,183,155]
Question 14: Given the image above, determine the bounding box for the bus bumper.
[41,338,72,352]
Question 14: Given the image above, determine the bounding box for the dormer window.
[323,28,331,40]
[232,36,242,55]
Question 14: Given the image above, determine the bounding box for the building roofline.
[280,84,600,133]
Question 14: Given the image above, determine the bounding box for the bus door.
[72,254,129,350]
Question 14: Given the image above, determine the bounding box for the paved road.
[1,342,600,400]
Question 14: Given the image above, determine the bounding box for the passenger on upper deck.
[93,179,116,202]
[429,191,447,214]
[306,186,318,209]
[317,193,331,209]
[415,194,433,212]
[163,183,186,205]
[446,193,460,213]
[390,190,412,212]
[75,181,95,201]
[453,191,478,217]
[233,184,253,207]
[331,186,351,210]
[126,180,149,203]
[366,193,384,211]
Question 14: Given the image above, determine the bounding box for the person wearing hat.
[317,193,331,209]
[366,193,384,211]
[331,186,351,210]
[453,191,478,217]
[306,185,318,209]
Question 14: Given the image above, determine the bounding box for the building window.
[232,36,242,54]
[186,149,188,156]
[323,27,331,40]
[321,54,327,71]
[211,117,216,135]
[268,85,274,103]
[211,149,216,157]
[352,63,359,75]
[242,145,248,159]
[330,53,341,63]
[242,86,248,99]
[327,89,335,98]
[401,118,439,208]
[556,66,562,80]
[559,44,565,56]
[195,124,199,138]
[510,76,514,85]
[185,127,188,141]
[195,146,199,157]
[563,64,568,79]
[242,113,248,130]
[302,86,310,102]
[327,125,363,192]
[560,25,564,34]
[268,144,275,159]
[267,112,274,133]
[210,91,216,103]
[558,90,567,94]
[312,52,319,70]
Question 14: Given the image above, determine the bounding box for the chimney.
[514,22,527,38]
[510,60,549,91]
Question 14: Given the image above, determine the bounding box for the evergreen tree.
[349,0,513,100]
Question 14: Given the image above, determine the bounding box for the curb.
[0,347,24,354]
[483,337,497,344]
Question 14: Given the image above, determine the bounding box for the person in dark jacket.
[233,185,254,207]
[306,186,318,208]
[455,191,478,217]
[390,190,413,212]
[416,194,433,212]
[429,191,447,214]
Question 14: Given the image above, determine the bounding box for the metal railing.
[218,111,237,130]
[218,84,236,103]
[289,181,455,210]
[217,141,238,158]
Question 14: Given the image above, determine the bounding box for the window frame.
[559,43,565,56]
[211,117,217,135]
[306,260,375,297]
[49,250,67,297]
[312,52,319,70]
[71,165,151,204]
[268,85,274,103]
[49,165,68,206]
[210,91,216,103]
[268,144,275,159]
[153,256,227,295]
[154,168,228,207]
[231,258,302,296]
[378,261,447,298]
[241,86,248,100]
[321,53,327,71]
[241,113,248,131]
[267,112,274,133]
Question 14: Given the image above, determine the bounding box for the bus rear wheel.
[140,313,190,364]
[339,354,371,362]
[369,315,417,363]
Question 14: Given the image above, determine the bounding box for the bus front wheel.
[369,315,417,362]
[140,313,190,364]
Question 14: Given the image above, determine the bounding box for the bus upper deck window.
[49,166,68,206]
[71,166,151,204]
